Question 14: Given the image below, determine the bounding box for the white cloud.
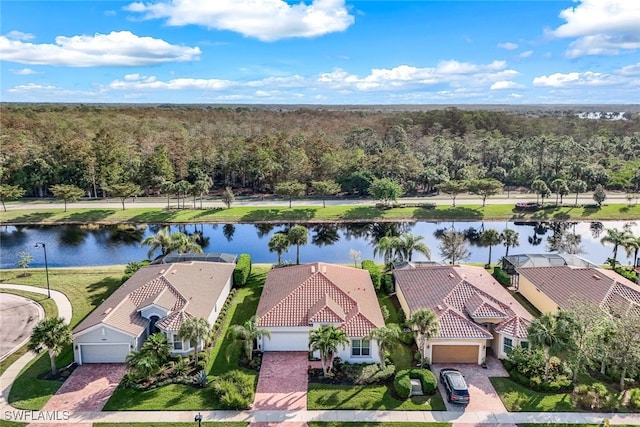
[490,81,524,90]
[0,31,200,67]
[509,93,524,98]
[498,42,518,50]
[10,68,38,75]
[548,0,640,57]
[5,31,35,41]
[110,75,234,90]
[125,0,354,41]
[533,71,619,87]
[8,83,56,92]
[519,50,533,58]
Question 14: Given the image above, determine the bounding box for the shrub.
[347,363,395,385]
[629,388,640,410]
[361,260,381,291]
[383,272,394,294]
[213,370,254,409]
[514,201,541,212]
[233,254,252,287]
[394,370,412,399]
[394,368,438,399]
[122,260,150,283]
[492,266,511,286]
[193,370,208,388]
[572,382,612,411]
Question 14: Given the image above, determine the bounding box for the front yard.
[102,266,268,410]
[308,383,445,410]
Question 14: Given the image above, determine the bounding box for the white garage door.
[262,332,309,352]
[80,344,129,364]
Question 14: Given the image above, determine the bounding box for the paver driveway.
[432,356,509,413]
[253,352,309,411]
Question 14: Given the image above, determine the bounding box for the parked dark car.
[439,368,470,404]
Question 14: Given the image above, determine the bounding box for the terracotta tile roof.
[437,308,493,339]
[156,310,193,332]
[517,266,640,314]
[494,316,531,339]
[394,265,532,340]
[256,263,384,337]
[73,261,235,337]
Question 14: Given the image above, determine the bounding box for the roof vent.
[322,266,327,274]
[437,304,443,311]
[103,307,112,315]
[593,274,600,280]
[160,269,165,274]
[172,270,177,274]
[448,273,455,278]
[311,266,316,273]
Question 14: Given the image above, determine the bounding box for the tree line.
[2,104,639,202]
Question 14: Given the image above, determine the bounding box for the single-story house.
[256,262,385,363]
[72,261,236,364]
[394,264,533,364]
[514,264,640,316]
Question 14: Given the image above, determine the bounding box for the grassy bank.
[0,267,124,409]
[2,203,639,225]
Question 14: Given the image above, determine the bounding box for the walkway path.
[1,286,640,425]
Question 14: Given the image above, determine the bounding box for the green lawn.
[307,383,446,411]
[377,293,414,370]
[518,425,637,427]
[490,377,574,412]
[2,202,638,225]
[0,267,125,409]
[102,267,268,410]
[0,289,58,376]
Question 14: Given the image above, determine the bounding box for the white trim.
[73,322,138,339]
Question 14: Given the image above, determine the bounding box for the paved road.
[3,192,632,212]
[0,294,43,361]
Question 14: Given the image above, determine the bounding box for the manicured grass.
[518,425,637,427]
[95,424,247,427]
[0,421,27,427]
[0,289,58,376]
[0,267,125,409]
[2,202,638,225]
[490,377,574,412]
[377,293,414,370]
[307,383,446,411]
[102,267,268,410]
[309,423,450,427]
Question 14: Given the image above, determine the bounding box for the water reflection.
[0,220,638,269]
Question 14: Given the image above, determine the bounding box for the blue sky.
[1,0,639,104]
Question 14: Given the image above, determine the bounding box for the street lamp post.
[34,242,50,298]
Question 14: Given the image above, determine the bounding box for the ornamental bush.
[213,370,254,409]
[361,260,381,291]
[394,368,438,399]
[393,370,412,399]
[233,254,251,287]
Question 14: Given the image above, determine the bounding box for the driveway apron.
[433,356,509,413]
[27,363,126,427]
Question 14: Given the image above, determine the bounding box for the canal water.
[1,220,637,269]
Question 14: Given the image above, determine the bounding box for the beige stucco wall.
[518,275,560,314]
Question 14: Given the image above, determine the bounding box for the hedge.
[492,266,511,286]
[394,368,438,399]
[361,260,381,291]
[233,253,252,287]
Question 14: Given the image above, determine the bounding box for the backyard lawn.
[102,266,268,410]
[0,266,124,409]
[307,383,446,411]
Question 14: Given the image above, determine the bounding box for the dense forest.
[1,104,639,199]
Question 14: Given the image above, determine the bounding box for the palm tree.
[365,324,401,370]
[268,233,290,264]
[500,228,519,258]
[288,225,308,265]
[408,308,440,366]
[171,232,203,254]
[179,317,211,365]
[141,227,203,259]
[126,349,160,379]
[141,332,171,364]
[309,325,349,376]
[229,315,271,361]
[28,317,72,376]
[395,233,431,262]
[600,227,633,268]
[373,235,398,268]
[526,313,575,378]
[479,228,501,267]
[624,235,640,267]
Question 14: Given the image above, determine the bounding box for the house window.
[520,341,529,350]
[173,334,183,350]
[351,339,370,357]
[503,337,513,354]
